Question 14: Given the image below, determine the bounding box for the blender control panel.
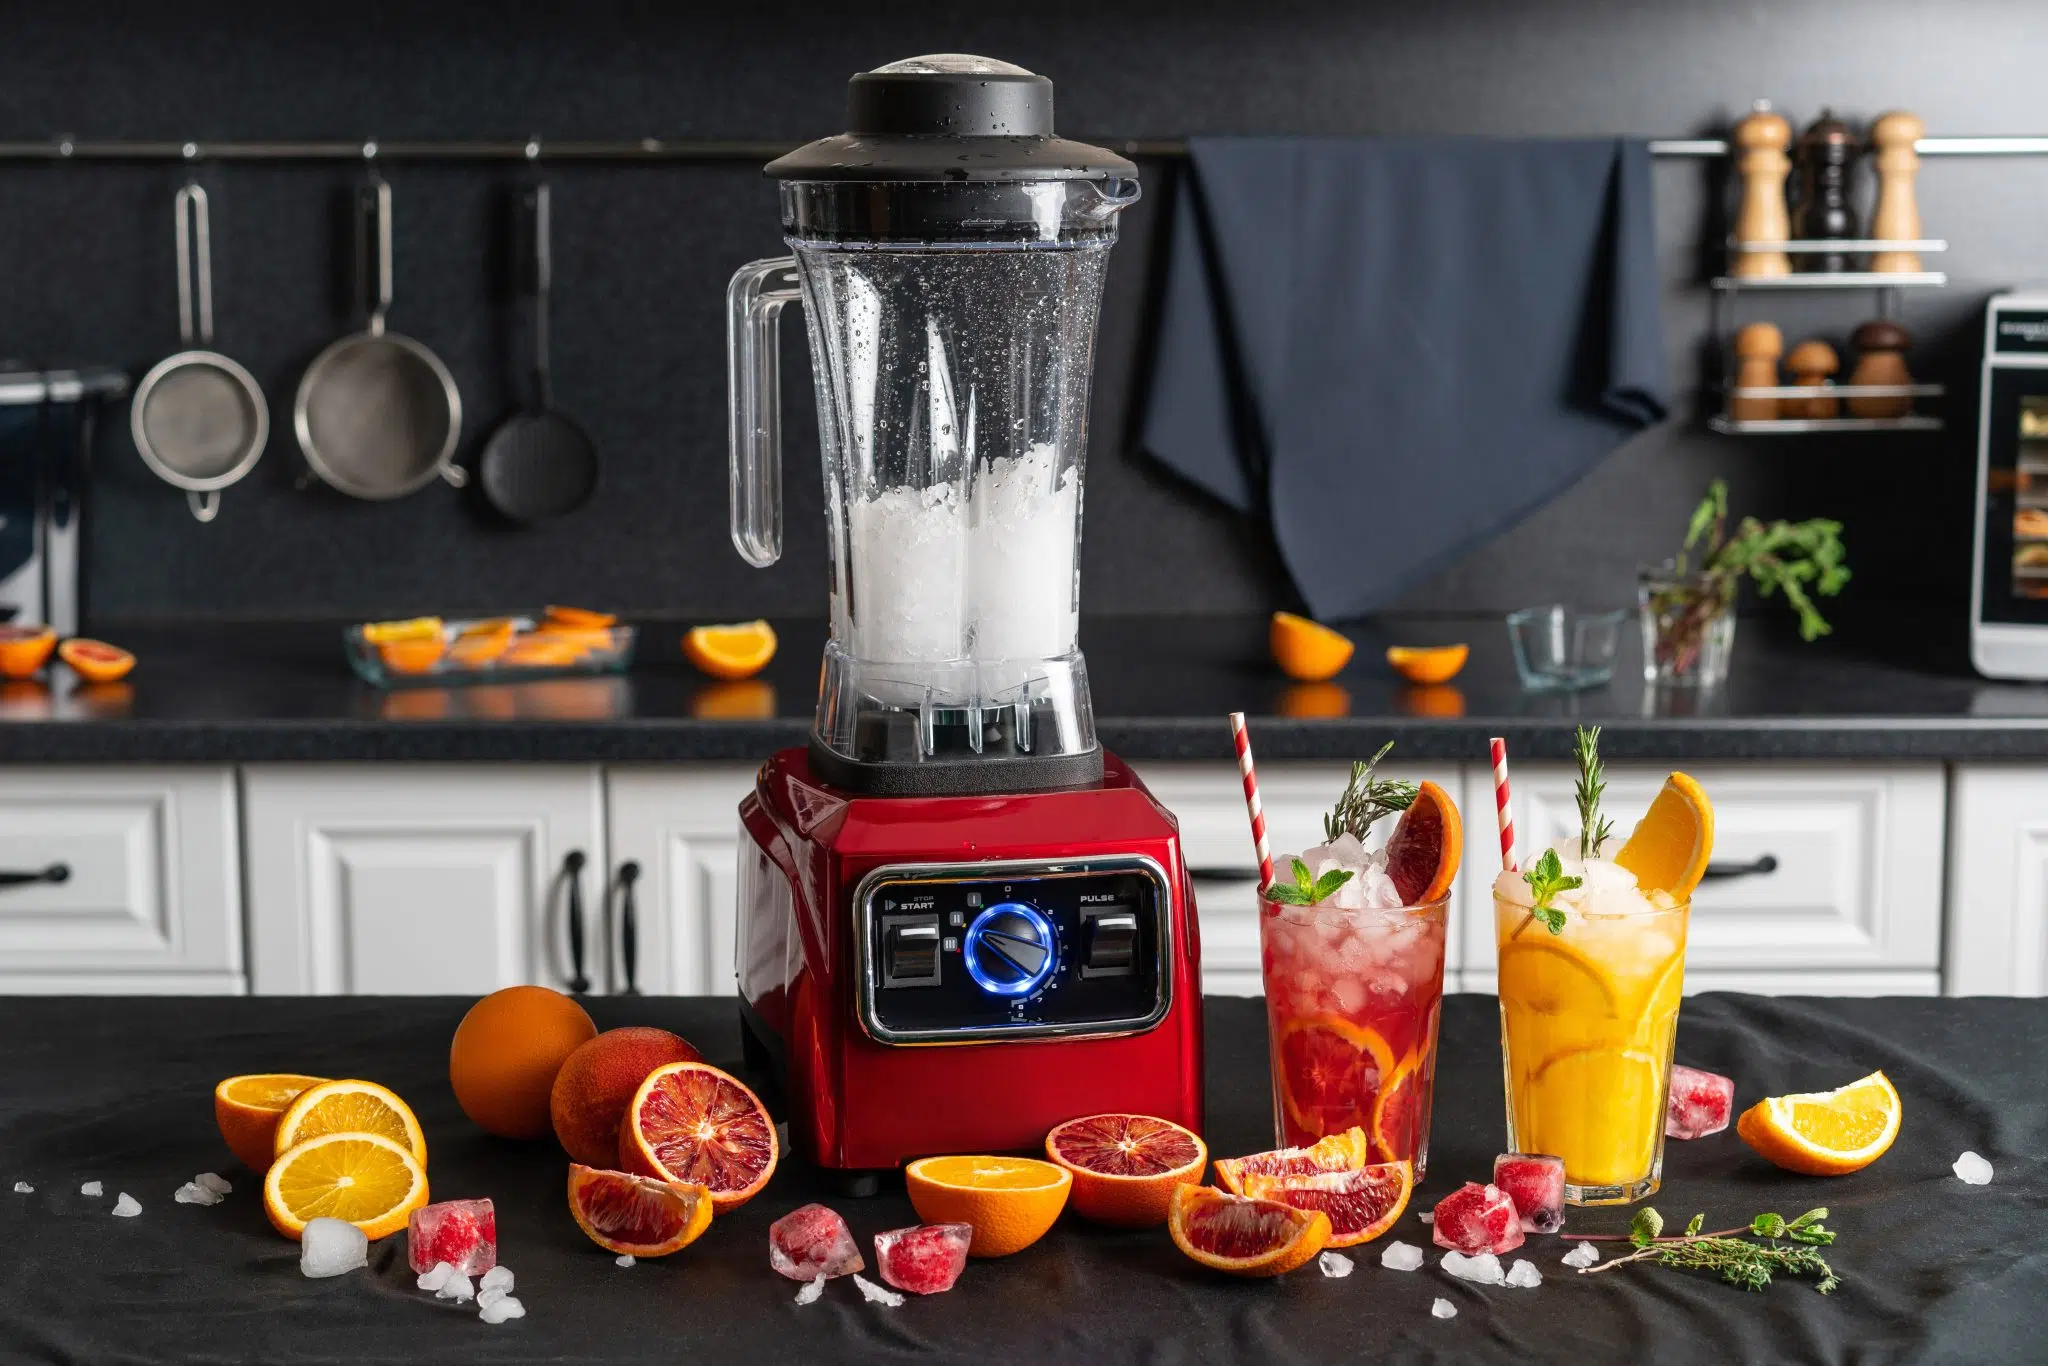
[855,857,1172,1044]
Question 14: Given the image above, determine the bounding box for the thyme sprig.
[1321,741,1418,843]
[1578,1207,1840,1294]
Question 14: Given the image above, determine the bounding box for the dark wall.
[5,0,2046,623]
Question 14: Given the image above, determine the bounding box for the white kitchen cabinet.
[0,766,243,993]
[1946,765,2048,995]
[1459,762,1946,995]
[243,766,605,995]
[604,767,760,996]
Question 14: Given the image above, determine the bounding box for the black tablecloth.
[0,994,2039,1365]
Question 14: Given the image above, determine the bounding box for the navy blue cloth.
[1141,137,1669,621]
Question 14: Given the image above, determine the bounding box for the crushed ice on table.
[614,1254,636,1268]
[478,1295,526,1325]
[417,1262,457,1293]
[1318,1251,1354,1278]
[194,1173,231,1195]
[1561,1241,1601,1269]
[174,1181,222,1207]
[301,1218,368,1278]
[1505,1259,1542,1289]
[852,1274,905,1308]
[1415,1210,1433,1224]
[1431,1298,1458,1320]
[480,1265,515,1294]
[795,1275,826,1306]
[408,1198,497,1276]
[1439,1251,1505,1286]
[437,1275,476,1304]
[1953,1151,1994,1185]
[1431,1183,1524,1255]
[111,1193,141,1218]
[770,1203,865,1281]
[1492,1154,1565,1234]
[1666,1066,1736,1140]
[1380,1241,1424,1272]
[79,1181,103,1197]
[874,1223,971,1295]
[478,1287,514,1312]
[12,1182,31,1195]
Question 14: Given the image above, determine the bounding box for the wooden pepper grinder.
[1868,110,1925,273]
[1731,100,1793,277]
[1794,110,1859,271]
[1729,322,1784,420]
[1784,339,1841,418]
[1847,319,1913,418]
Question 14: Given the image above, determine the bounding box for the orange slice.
[377,637,444,675]
[544,605,617,629]
[263,1130,429,1240]
[361,617,443,645]
[1736,1070,1901,1176]
[1044,1113,1208,1228]
[500,634,585,669]
[274,1080,427,1165]
[57,639,136,683]
[906,1155,1071,1256]
[1613,772,1715,900]
[1168,1185,1330,1277]
[683,620,777,680]
[1369,1052,1424,1164]
[1276,1016,1397,1140]
[1385,644,1469,685]
[566,1163,714,1256]
[0,625,58,679]
[620,1061,778,1212]
[1383,779,1462,904]
[1214,1126,1374,1195]
[449,630,512,667]
[1240,1158,1411,1248]
[1270,611,1354,682]
[459,617,518,640]
[215,1073,327,1175]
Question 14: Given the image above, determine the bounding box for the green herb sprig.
[1264,857,1354,907]
[1578,1206,1839,1294]
[1573,724,1613,860]
[1520,849,1581,934]
[1321,741,1418,843]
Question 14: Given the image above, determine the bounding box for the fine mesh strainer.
[130,183,269,523]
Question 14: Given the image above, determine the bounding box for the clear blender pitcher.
[727,55,1139,795]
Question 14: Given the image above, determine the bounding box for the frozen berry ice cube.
[873,1223,972,1295]
[1666,1065,1735,1139]
[407,1199,497,1276]
[769,1203,865,1281]
[1491,1153,1566,1234]
[1430,1182,1524,1255]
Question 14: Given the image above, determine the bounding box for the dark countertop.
[2,611,2046,763]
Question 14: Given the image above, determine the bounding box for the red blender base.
[735,747,1204,1172]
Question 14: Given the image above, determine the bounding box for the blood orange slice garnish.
[1369,1052,1422,1165]
[619,1061,778,1212]
[1167,1185,1331,1277]
[566,1163,713,1256]
[1383,779,1461,904]
[1213,1125,1373,1195]
[1240,1159,1412,1248]
[1276,1016,1396,1140]
[1044,1113,1208,1228]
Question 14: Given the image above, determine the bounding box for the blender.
[727,55,1203,1184]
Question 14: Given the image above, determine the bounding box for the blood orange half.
[1240,1159,1412,1248]
[1167,1185,1330,1277]
[619,1061,778,1212]
[1276,1016,1397,1140]
[1213,1126,1373,1196]
[566,1163,713,1256]
[1044,1113,1208,1228]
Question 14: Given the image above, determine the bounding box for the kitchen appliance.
[0,367,126,633]
[724,55,1202,1183]
[1971,289,2048,678]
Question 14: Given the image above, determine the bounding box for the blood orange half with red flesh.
[620,1061,778,1212]
[566,1163,712,1256]
[1383,780,1461,904]
[1240,1159,1412,1248]
[1044,1113,1208,1227]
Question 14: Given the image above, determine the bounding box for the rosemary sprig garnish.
[1321,742,1418,843]
[1578,1207,1840,1294]
[1573,724,1613,860]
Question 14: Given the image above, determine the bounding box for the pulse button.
[1082,910,1140,978]
[880,916,941,987]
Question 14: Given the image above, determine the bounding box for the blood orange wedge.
[566,1163,713,1256]
[1276,1016,1397,1140]
[1240,1159,1411,1248]
[1167,1185,1331,1277]
[1383,779,1461,904]
[1044,1113,1208,1228]
[215,1073,327,1175]
[620,1061,778,1212]
[1213,1126,1373,1196]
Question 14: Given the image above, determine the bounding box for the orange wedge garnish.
[1270,612,1354,682]
[1385,644,1469,684]
[1613,772,1715,900]
[683,621,778,680]
[1384,779,1462,904]
[1736,1070,1901,1176]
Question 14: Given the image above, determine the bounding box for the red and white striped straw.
[1489,736,1517,872]
[1228,712,1275,894]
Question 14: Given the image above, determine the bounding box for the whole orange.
[449,986,597,1139]
[550,1027,704,1166]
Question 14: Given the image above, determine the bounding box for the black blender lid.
[766,54,1136,183]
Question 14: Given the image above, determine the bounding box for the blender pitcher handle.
[727,256,802,568]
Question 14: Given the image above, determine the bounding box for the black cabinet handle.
[0,863,68,889]
[1701,854,1779,881]
[617,861,641,997]
[1186,866,1265,882]
[561,850,590,994]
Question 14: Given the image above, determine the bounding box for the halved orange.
[274,1079,428,1165]
[566,1163,713,1256]
[1213,1126,1374,1195]
[1736,1070,1901,1176]
[263,1130,429,1240]
[1168,1184,1330,1277]
[1276,1017,1397,1140]
[58,638,135,683]
[377,638,444,675]
[215,1073,327,1174]
[1383,778,1462,905]
[1044,1113,1208,1228]
[619,1061,777,1212]
[906,1155,1072,1256]
[1613,772,1715,900]
[544,605,617,629]
[0,625,57,679]
[1240,1158,1411,1247]
[1385,644,1469,685]
[1270,612,1354,682]
[683,620,778,681]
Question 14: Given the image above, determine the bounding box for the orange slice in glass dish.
[620,1061,778,1212]
[566,1163,713,1256]
[1269,611,1354,682]
[1385,644,1469,685]
[1736,1070,1901,1176]
[1240,1158,1412,1247]
[1168,1185,1330,1277]
[1275,1016,1397,1140]
[544,605,617,629]
[1383,779,1462,904]
[1213,1125,1373,1195]
[1613,772,1715,900]
[263,1130,428,1240]
[683,621,778,681]
[1044,1113,1207,1228]
[215,1073,326,1175]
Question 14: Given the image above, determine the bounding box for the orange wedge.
[0,625,58,679]
[361,617,443,645]
[544,605,618,629]
[1241,1158,1411,1248]
[1044,1113,1208,1228]
[215,1073,327,1174]
[377,638,445,675]
[1213,1126,1374,1195]
[683,620,777,680]
[273,1079,427,1165]
[500,634,585,669]
[1736,1070,1901,1176]
[1270,612,1354,682]
[58,639,136,683]
[1613,772,1715,900]
[905,1155,1072,1257]
[1168,1185,1331,1277]
[1385,644,1469,685]
[1383,779,1461,904]
[263,1130,428,1240]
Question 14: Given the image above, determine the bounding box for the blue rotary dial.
[961,902,1057,997]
